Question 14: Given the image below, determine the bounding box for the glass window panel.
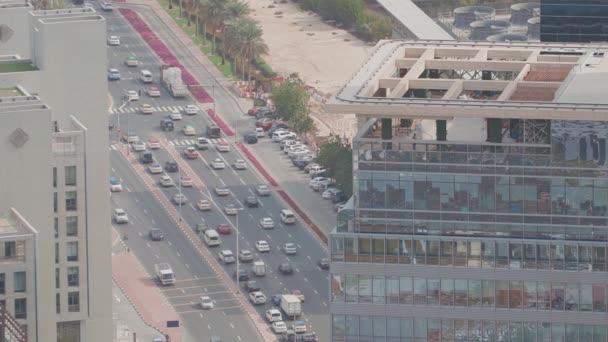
[345,275,358,303]
[483,321,496,342]
[441,320,454,341]
[592,284,606,312]
[413,278,426,305]
[440,241,454,266]
[401,318,413,339]
[551,244,565,270]
[373,276,385,304]
[400,239,412,264]
[414,318,427,339]
[399,277,413,304]
[427,278,440,306]
[510,322,523,342]
[66,216,78,237]
[345,237,357,262]
[65,165,76,186]
[387,317,400,337]
[346,315,359,338]
[331,237,344,262]
[469,320,482,342]
[537,244,551,270]
[428,319,441,342]
[510,281,523,309]
[565,283,579,311]
[537,282,551,310]
[454,241,467,267]
[386,239,399,264]
[374,316,386,337]
[523,322,537,342]
[579,245,592,271]
[468,241,481,268]
[509,243,523,269]
[360,316,373,339]
[440,278,454,307]
[579,325,593,342]
[373,238,385,263]
[65,191,77,211]
[427,241,440,265]
[359,275,372,303]
[13,272,25,293]
[594,326,608,342]
[496,321,509,342]
[592,246,606,272]
[551,283,565,311]
[482,241,495,268]
[496,241,509,268]
[565,244,579,271]
[333,315,346,341]
[468,280,481,307]
[413,240,426,265]
[454,279,467,307]
[524,281,536,310]
[454,320,467,342]
[359,238,371,263]
[331,274,344,303]
[496,280,509,308]
[565,325,578,342]
[580,284,592,312]
[386,277,399,304]
[482,280,494,308]
[523,243,537,269]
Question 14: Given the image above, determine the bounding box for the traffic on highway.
[103,4,330,341]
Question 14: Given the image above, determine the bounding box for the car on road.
[272,321,288,334]
[100,1,113,10]
[110,176,123,192]
[164,160,178,172]
[149,228,164,241]
[292,321,307,334]
[200,296,214,310]
[179,174,193,187]
[233,159,247,170]
[238,249,254,262]
[172,193,187,205]
[214,185,230,196]
[147,86,161,97]
[131,140,146,152]
[244,196,258,208]
[218,250,235,264]
[271,295,281,306]
[249,291,266,305]
[255,240,270,252]
[126,90,139,101]
[159,175,173,187]
[283,243,297,255]
[197,199,211,211]
[183,147,198,159]
[122,131,139,143]
[113,208,129,224]
[318,258,330,270]
[216,224,231,235]
[169,111,182,121]
[210,158,225,170]
[108,68,121,81]
[147,137,161,149]
[278,262,294,275]
[107,35,120,46]
[148,162,162,174]
[244,280,260,292]
[255,184,270,196]
[139,103,154,114]
[243,133,258,144]
[259,217,274,229]
[195,137,210,150]
[182,125,196,136]
[215,141,230,152]
[291,289,305,302]
[266,309,283,322]
[184,105,199,115]
[223,203,238,215]
[125,56,139,67]
[322,188,340,199]
[234,269,249,282]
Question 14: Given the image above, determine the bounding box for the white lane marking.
[230,323,235,329]
[126,187,131,192]
[207,325,211,330]
[143,208,148,214]
[222,311,226,316]
[322,302,327,307]
[304,277,309,283]
[176,252,181,257]
[146,243,151,248]
[185,264,190,269]
[151,219,156,224]
[237,336,242,341]
[307,255,311,260]
[168,241,172,246]
[314,289,318,295]
[155,254,159,259]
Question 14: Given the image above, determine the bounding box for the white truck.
[280,294,302,317]
[252,260,266,277]
[154,263,175,285]
[160,65,187,98]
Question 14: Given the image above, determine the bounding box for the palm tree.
[234,18,268,83]
[220,0,250,63]
[224,19,245,74]
[207,0,228,55]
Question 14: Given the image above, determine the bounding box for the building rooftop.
[0,209,36,237]
[326,40,608,121]
[375,0,454,40]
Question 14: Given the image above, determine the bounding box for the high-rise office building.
[327,40,608,341]
[0,3,111,342]
[541,0,608,42]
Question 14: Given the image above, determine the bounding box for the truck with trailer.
[160,65,187,98]
[154,263,175,285]
[280,294,302,317]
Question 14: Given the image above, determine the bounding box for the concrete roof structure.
[375,0,454,40]
[326,40,608,121]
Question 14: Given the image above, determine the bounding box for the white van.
[280,209,296,224]
[203,230,221,247]
[140,69,153,83]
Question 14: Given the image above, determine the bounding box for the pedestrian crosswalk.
[108,105,186,114]
[108,138,227,151]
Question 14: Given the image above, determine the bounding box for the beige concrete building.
[0,3,111,342]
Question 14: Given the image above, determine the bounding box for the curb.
[206,109,235,136]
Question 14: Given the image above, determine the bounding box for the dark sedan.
[318,258,330,270]
[278,262,294,275]
[244,195,259,208]
[164,160,178,172]
[149,229,164,241]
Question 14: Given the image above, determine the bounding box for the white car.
[272,321,288,334]
[249,291,267,305]
[139,104,154,114]
[131,141,146,152]
[200,296,214,309]
[211,158,225,170]
[180,175,193,187]
[113,208,129,224]
[214,185,230,196]
[265,309,283,322]
[159,175,173,187]
[100,1,113,11]
[322,188,339,199]
[148,162,162,174]
[182,125,196,136]
[288,148,310,159]
[169,111,182,121]
[126,90,139,101]
[255,240,270,253]
[259,217,275,229]
[215,141,230,152]
[283,243,297,255]
[285,144,306,154]
[255,127,265,137]
[233,159,247,170]
[224,204,238,215]
[107,35,120,46]
[184,105,199,115]
[218,249,235,264]
[172,193,187,205]
[309,177,329,188]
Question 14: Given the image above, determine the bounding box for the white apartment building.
[0,2,111,342]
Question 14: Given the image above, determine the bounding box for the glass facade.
[541,0,608,42]
[331,119,608,341]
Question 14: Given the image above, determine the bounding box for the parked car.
[113,208,128,223]
[278,262,294,275]
[233,159,247,170]
[149,228,164,241]
[245,280,260,292]
[110,176,123,192]
[100,1,113,11]
[292,320,307,334]
[255,240,270,252]
[216,224,232,235]
[182,125,196,136]
[183,147,199,159]
[215,141,230,152]
[255,184,270,196]
[131,140,146,152]
[139,103,154,114]
[179,174,193,187]
[197,199,211,211]
[200,296,214,309]
[126,90,139,101]
[256,117,274,130]
[234,269,249,281]
[244,196,258,208]
[244,133,258,144]
[218,250,235,264]
[169,110,182,121]
[247,106,264,116]
[266,308,283,322]
[195,137,210,150]
[224,203,238,215]
[271,294,281,306]
[255,127,265,137]
[272,322,288,334]
[125,56,139,67]
[108,68,121,80]
[322,188,339,199]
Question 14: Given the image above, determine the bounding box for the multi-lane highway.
[102,4,330,341]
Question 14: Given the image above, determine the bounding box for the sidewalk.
[113,281,162,342]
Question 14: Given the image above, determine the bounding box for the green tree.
[271,81,310,121]
[334,0,364,27]
[355,10,392,41]
[317,0,337,20]
[317,135,353,197]
[224,17,268,80]
[291,112,315,135]
[207,0,228,55]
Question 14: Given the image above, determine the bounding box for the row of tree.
[298,0,392,42]
[174,0,269,82]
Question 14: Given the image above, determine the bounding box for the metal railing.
[0,305,27,342]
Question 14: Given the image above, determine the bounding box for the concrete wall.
[0,4,32,59]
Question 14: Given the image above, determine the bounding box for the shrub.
[254,57,277,78]
[298,0,319,11]
[334,0,364,28]
[355,9,391,41]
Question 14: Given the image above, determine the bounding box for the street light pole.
[178,165,182,222]
[235,211,240,291]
